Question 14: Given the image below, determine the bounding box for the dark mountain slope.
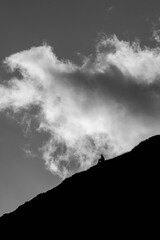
[0,136,159,233]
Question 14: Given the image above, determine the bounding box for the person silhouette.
[98,155,105,163]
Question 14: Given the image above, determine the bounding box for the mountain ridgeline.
[0,136,159,230]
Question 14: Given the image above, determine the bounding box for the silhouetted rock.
[0,136,159,234]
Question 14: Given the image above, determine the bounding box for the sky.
[1,0,160,216]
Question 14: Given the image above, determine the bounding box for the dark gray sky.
[0,0,160,216]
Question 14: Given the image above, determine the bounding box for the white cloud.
[1,36,160,178]
[96,35,160,83]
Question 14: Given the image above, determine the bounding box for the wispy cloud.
[23,144,37,158]
[1,36,160,178]
[151,17,160,44]
[106,5,115,13]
